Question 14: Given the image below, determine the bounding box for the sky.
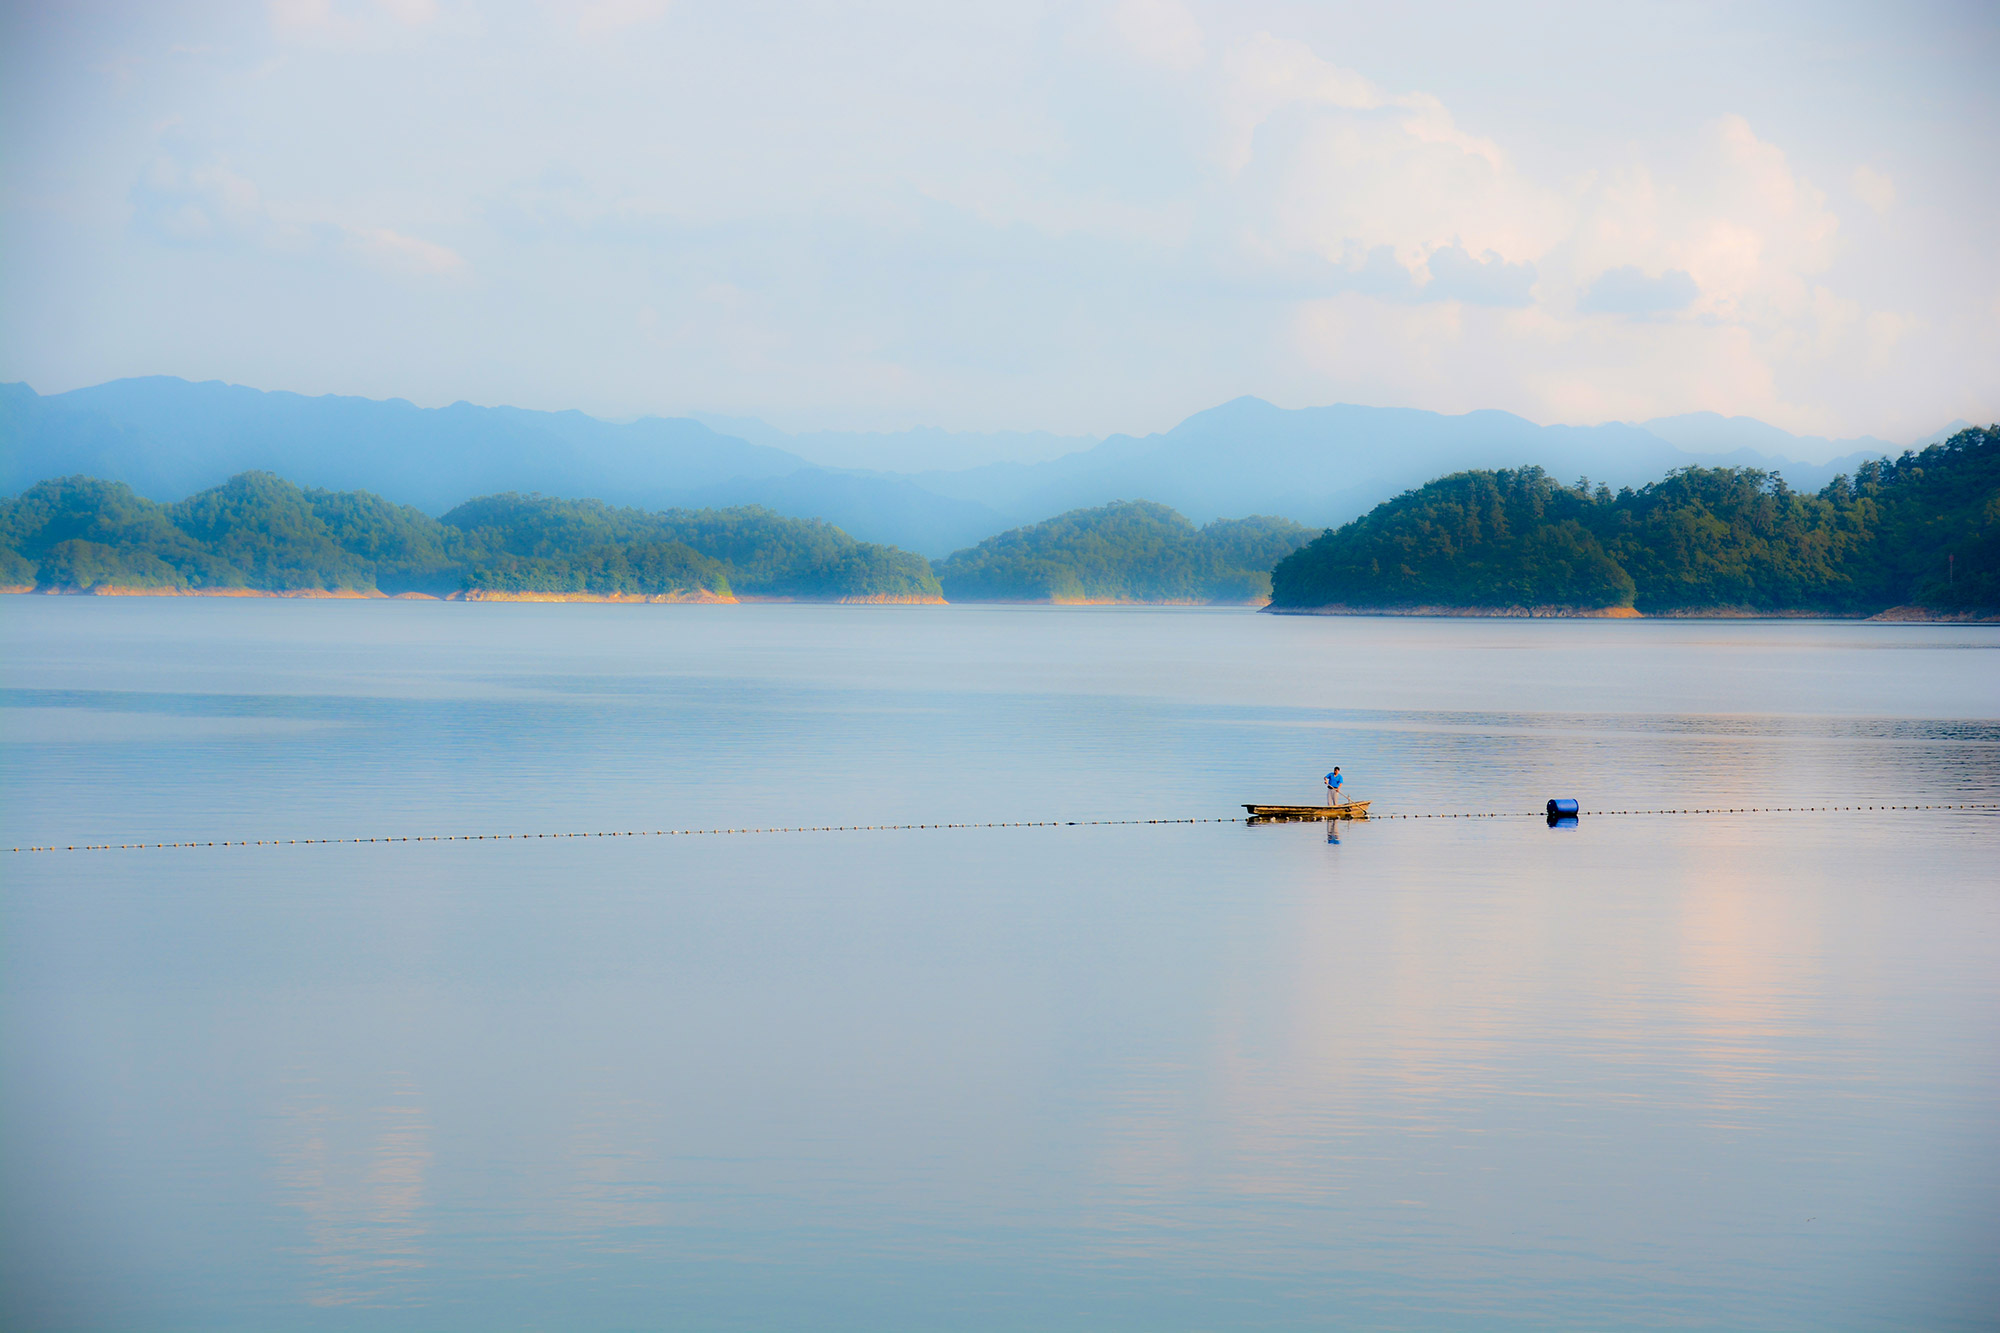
[3,0,1996,448]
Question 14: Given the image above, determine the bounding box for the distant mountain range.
[1,377,1969,558]
[688,413,1097,472]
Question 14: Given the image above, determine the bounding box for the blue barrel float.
[1546,797,1580,827]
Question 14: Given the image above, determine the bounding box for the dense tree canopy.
[0,472,941,601]
[935,501,1313,603]
[7,428,1993,614]
[1265,469,1635,611]
[441,493,939,599]
[1272,426,1999,614]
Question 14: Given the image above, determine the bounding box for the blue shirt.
[1325,772,1342,787]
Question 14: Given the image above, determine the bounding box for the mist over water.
[3,600,1996,1330]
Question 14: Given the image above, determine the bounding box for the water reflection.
[1672,855,1833,1110]
[558,1091,680,1241]
[1,605,1994,1330]
[266,1073,432,1307]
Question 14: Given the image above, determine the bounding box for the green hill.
[935,501,1314,604]
[438,493,939,600]
[1270,425,1999,616]
[0,471,942,602]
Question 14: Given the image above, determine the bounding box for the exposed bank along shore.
[6,586,1988,619]
[0,584,946,605]
[1266,603,1997,622]
[2,584,1218,607]
[937,596,1268,607]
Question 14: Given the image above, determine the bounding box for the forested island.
[0,471,943,602]
[935,501,1312,603]
[4,425,1995,615]
[1271,425,1998,618]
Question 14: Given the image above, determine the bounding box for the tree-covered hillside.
[935,501,1314,603]
[0,471,942,601]
[11,428,1991,614]
[1270,426,1999,615]
[441,492,938,599]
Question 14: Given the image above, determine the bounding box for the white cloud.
[1218,32,1381,172]
[1578,266,1698,316]
[376,0,439,24]
[269,0,450,43]
[1215,32,1565,291]
[1424,246,1538,307]
[1250,86,1921,430]
[1204,46,1852,386]
[1864,309,1916,370]
[1110,0,1206,72]
[1681,118,1839,329]
[135,158,308,250]
[1851,165,1896,214]
[346,225,468,275]
[268,0,337,34]
[11,2,1991,439]
[135,156,465,278]
[573,0,673,37]
[1560,115,1843,340]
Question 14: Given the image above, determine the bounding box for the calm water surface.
[2,599,1996,1331]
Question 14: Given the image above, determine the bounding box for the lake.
[2,597,1996,1331]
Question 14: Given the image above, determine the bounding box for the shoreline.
[3,584,393,600]
[0,584,949,606]
[1,584,739,604]
[1266,602,1997,622]
[1267,603,1642,619]
[941,597,1267,607]
[450,588,737,604]
[6,586,1990,619]
[1862,604,2000,623]
[737,593,947,605]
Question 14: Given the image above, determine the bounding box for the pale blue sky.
[3,0,1995,445]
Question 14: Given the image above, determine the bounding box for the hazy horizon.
[3,1,1995,448]
[4,10,1997,1325]
[9,371,1968,474]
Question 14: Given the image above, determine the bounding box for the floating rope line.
[1323,802,2000,822]
[1368,802,2000,820]
[8,803,1996,854]
[8,816,1238,854]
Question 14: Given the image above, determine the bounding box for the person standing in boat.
[1325,767,1344,806]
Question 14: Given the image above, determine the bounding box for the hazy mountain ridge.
[0,377,805,510]
[676,468,1009,561]
[1635,411,1901,462]
[2,378,1962,559]
[689,413,1099,472]
[921,398,1685,530]
[0,379,1015,558]
[912,399,1915,531]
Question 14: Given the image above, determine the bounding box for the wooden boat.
[1244,801,1371,821]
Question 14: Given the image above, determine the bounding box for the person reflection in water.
[1325,766,1344,807]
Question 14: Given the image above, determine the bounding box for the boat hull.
[1244,801,1371,821]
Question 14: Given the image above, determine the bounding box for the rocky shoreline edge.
[1265,603,1997,622]
[0,585,946,606]
[936,596,1266,607]
[6,586,1989,618]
